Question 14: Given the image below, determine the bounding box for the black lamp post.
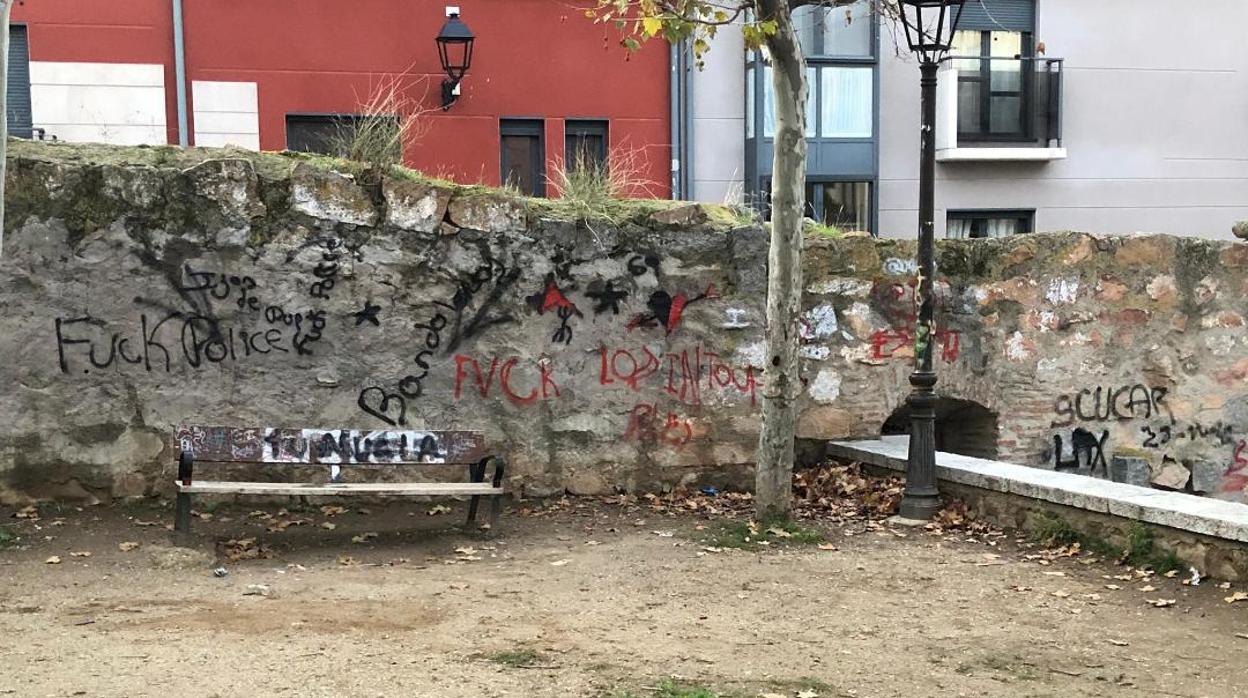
[896,0,965,521]
[436,12,475,110]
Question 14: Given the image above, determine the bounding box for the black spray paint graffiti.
[1051,384,1172,428]
[358,256,519,426]
[1053,428,1109,475]
[585,280,629,316]
[302,238,350,300]
[56,313,295,374]
[178,265,261,311]
[264,306,326,356]
[526,273,583,346]
[440,257,521,354]
[626,285,719,335]
[352,301,382,327]
[626,253,660,277]
[1140,421,1237,449]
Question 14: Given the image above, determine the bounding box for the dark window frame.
[284,112,400,158]
[564,119,608,171]
[946,209,1035,239]
[955,30,1036,143]
[7,23,32,139]
[500,118,546,197]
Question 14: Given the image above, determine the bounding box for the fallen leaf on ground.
[1105,584,1122,590]
[1051,590,1071,598]
[337,556,359,566]
[15,506,40,519]
[70,551,92,558]
[550,559,571,566]
[796,691,820,698]
[1010,585,1032,592]
[320,522,337,530]
[1225,592,1248,604]
[350,532,379,544]
[118,542,140,552]
[1042,571,1067,577]
[320,505,347,517]
[817,543,838,551]
[1147,598,1176,608]
[427,505,451,516]
[1218,582,1232,590]
[765,526,793,538]
[45,556,61,564]
[1108,639,1129,646]
[1139,585,1156,592]
[223,538,271,561]
[1163,570,1179,578]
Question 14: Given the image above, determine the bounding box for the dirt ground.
[2,494,1247,698]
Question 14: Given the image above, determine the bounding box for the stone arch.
[881,397,1000,460]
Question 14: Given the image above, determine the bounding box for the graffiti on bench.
[173,426,486,465]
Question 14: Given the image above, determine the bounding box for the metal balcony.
[936,56,1065,162]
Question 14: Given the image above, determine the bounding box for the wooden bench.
[171,426,506,535]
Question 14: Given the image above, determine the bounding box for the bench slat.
[172,426,486,465]
[175,481,504,496]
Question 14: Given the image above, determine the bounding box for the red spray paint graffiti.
[626,284,719,334]
[1221,440,1248,493]
[869,327,961,364]
[598,344,757,406]
[624,403,693,448]
[453,354,560,406]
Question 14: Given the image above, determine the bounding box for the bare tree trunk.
[753,0,807,523]
[0,0,10,259]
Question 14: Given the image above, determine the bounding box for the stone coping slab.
[828,436,1248,544]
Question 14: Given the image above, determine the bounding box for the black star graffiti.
[352,301,382,327]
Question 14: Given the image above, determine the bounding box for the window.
[951,0,1036,141]
[500,119,545,197]
[565,120,608,171]
[285,113,399,160]
[946,210,1034,239]
[807,181,872,234]
[7,25,31,139]
[764,65,872,139]
[792,0,874,58]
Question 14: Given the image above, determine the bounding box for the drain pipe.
[669,43,682,199]
[172,0,189,146]
[668,41,694,200]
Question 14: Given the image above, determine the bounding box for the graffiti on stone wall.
[624,402,693,448]
[1050,384,1172,428]
[1222,440,1248,493]
[1053,427,1109,474]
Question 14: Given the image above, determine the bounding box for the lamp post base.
[898,492,942,521]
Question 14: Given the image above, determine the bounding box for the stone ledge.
[828,436,1248,544]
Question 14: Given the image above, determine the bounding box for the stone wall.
[1,142,1245,505]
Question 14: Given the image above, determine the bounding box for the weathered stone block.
[1110,456,1152,488]
[1151,460,1191,491]
[1190,460,1223,494]
[382,177,451,233]
[647,203,708,227]
[1233,220,1248,241]
[290,162,377,226]
[446,193,525,232]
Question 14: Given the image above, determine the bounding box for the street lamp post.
[436,12,476,110]
[896,0,965,521]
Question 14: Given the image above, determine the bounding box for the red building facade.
[12,0,671,195]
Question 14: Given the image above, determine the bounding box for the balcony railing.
[937,56,1065,162]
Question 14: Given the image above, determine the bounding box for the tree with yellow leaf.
[587,0,876,521]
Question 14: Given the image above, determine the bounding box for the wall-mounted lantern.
[436,10,475,110]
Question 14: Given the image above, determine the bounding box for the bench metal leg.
[466,459,487,526]
[174,492,193,536]
[487,456,507,533]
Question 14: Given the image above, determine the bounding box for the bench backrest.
[173,426,486,465]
